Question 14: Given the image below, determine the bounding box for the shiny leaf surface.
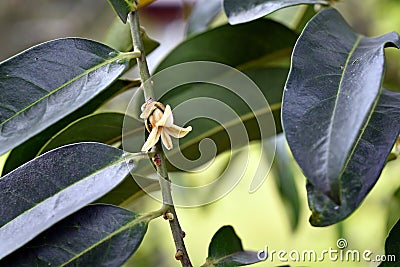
[223,0,328,25]
[283,8,400,205]
[306,89,400,226]
[1,205,148,266]
[0,38,133,155]
[1,79,139,176]
[0,142,144,258]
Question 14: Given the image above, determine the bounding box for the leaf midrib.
[179,102,281,152]
[60,214,147,266]
[0,148,130,232]
[324,35,361,182]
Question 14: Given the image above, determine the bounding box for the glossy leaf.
[306,89,400,226]
[380,217,400,266]
[202,225,262,267]
[273,134,300,231]
[283,8,400,204]
[151,20,296,170]
[1,204,148,266]
[35,112,149,207]
[2,79,139,176]
[0,142,145,259]
[223,0,329,25]
[186,0,222,36]
[38,112,142,154]
[0,38,134,156]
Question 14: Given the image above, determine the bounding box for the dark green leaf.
[156,68,287,172]
[0,142,145,259]
[1,204,148,266]
[306,89,400,226]
[96,173,159,205]
[38,112,142,154]
[107,0,136,23]
[0,38,134,156]
[273,134,300,231]
[223,0,329,25]
[156,20,296,71]
[2,79,139,176]
[34,112,151,207]
[202,225,262,267]
[283,8,400,203]
[151,20,296,170]
[380,217,400,266]
[186,0,222,36]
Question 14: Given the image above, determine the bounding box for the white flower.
[140,100,192,152]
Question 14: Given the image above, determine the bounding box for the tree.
[0,0,399,266]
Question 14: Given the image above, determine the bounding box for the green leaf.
[380,217,400,266]
[223,0,329,25]
[34,112,151,207]
[0,38,135,156]
[104,18,160,52]
[0,204,148,266]
[2,79,139,176]
[107,0,136,23]
[282,8,400,206]
[273,134,300,232]
[151,20,297,170]
[202,225,262,267]
[306,89,400,226]
[96,173,159,205]
[186,0,222,37]
[156,20,296,71]
[0,142,145,259]
[38,112,142,154]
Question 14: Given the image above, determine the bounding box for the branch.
[127,10,193,267]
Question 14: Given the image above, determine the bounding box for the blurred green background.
[1,0,400,266]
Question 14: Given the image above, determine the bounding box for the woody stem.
[127,9,193,267]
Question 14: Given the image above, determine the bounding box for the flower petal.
[161,128,173,150]
[156,105,174,127]
[164,124,192,138]
[141,127,161,152]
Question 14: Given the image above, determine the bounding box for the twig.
[128,11,154,100]
[127,10,193,267]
